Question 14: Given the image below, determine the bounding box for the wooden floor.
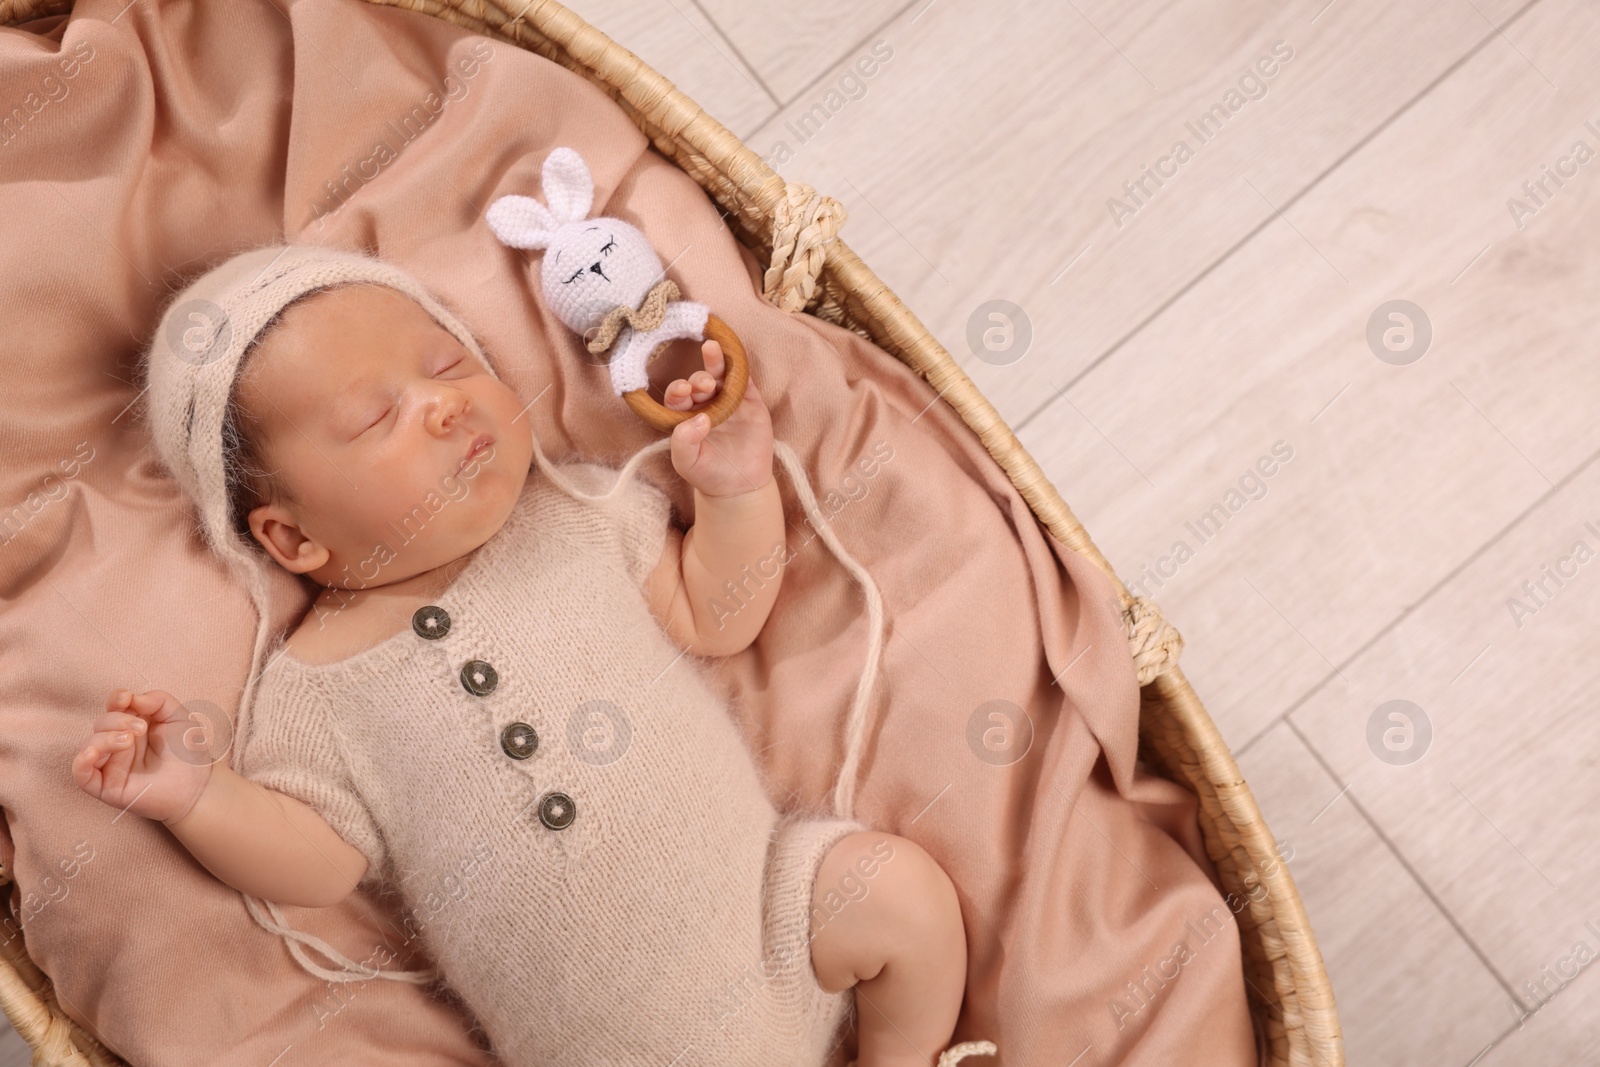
[552,0,1598,1063]
[5,1,1594,1063]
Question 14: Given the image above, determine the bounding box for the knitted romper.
[235,460,867,1067]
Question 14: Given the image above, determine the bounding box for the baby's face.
[240,284,534,589]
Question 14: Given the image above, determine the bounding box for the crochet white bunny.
[485,146,709,398]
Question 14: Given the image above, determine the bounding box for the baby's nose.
[432,390,468,428]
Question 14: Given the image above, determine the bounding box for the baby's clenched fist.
[73,688,217,826]
[666,338,774,500]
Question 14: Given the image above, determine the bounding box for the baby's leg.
[809,831,968,1067]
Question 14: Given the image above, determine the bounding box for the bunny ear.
[486,194,561,250]
[540,147,595,223]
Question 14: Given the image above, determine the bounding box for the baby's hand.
[665,339,774,498]
[72,689,215,825]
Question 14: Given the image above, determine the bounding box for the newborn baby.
[71,245,986,1067]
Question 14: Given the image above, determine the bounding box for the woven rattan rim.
[0,1,1342,1064]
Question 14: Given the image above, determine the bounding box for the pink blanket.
[0,1,1255,1064]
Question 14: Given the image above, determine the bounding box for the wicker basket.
[0,1,1344,1064]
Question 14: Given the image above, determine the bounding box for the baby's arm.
[646,339,786,658]
[72,688,368,908]
[647,479,784,657]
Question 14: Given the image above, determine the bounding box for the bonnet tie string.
[242,894,439,985]
[526,431,887,822]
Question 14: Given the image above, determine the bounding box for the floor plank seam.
[1231,710,1284,759]
[1265,437,1600,737]
[1461,959,1597,1067]
[685,0,781,107]
[1184,418,1600,766]
[762,0,926,116]
[1282,717,1523,1007]
[1011,0,1549,437]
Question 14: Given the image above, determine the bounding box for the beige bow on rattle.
[585,278,680,360]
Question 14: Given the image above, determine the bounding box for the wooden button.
[539,791,575,831]
[500,722,538,760]
[460,659,498,697]
[412,605,451,640]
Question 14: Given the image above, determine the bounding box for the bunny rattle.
[485,146,748,433]
[482,144,890,826]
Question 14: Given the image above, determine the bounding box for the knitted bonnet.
[144,244,504,756]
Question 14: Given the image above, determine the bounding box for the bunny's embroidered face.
[539,220,661,334]
[486,147,666,337]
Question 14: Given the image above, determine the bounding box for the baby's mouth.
[459,433,494,472]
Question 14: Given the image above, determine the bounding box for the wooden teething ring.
[623,314,749,434]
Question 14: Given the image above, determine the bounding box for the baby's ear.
[248,504,331,577]
[486,194,560,250]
